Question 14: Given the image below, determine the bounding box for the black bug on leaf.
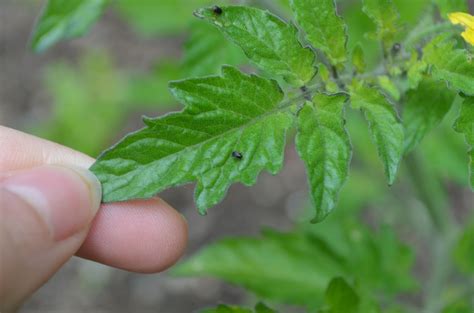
[213,5,223,15]
[300,85,311,100]
[391,43,402,55]
[232,151,243,160]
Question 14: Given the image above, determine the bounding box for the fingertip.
[77,198,188,273]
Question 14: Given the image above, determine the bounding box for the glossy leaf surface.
[296,94,351,222]
[195,6,316,86]
[350,82,404,184]
[91,66,293,213]
[290,0,348,66]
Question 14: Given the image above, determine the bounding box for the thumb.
[0,165,101,312]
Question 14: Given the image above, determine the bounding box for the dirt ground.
[1,1,308,312]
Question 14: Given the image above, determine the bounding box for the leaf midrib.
[109,104,293,180]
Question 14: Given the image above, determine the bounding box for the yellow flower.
[448,12,474,46]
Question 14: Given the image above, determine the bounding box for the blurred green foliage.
[454,221,474,274]
[321,278,360,313]
[35,52,127,155]
[114,0,214,35]
[182,21,246,77]
[174,173,416,310]
[31,0,108,52]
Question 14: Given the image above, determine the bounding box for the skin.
[0,126,188,312]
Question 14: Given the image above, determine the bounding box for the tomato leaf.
[31,0,108,53]
[350,82,404,184]
[296,93,352,222]
[423,35,474,96]
[174,222,415,307]
[362,0,400,51]
[90,66,293,213]
[454,221,474,274]
[453,96,474,189]
[352,44,367,74]
[194,5,316,86]
[290,0,348,66]
[324,277,360,313]
[403,78,457,153]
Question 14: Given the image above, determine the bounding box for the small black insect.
[300,85,311,100]
[232,151,243,160]
[391,43,402,55]
[213,5,223,15]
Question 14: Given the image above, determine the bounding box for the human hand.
[0,126,188,312]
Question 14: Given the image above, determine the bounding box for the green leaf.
[306,220,416,296]
[421,121,471,186]
[352,44,367,74]
[442,303,472,313]
[324,277,359,313]
[290,0,347,66]
[194,5,316,86]
[423,35,474,96]
[453,221,474,274]
[433,0,468,19]
[174,229,344,307]
[31,0,108,53]
[406,51,427,89]
[350,82,404,184]
[126,59,182,108]
[403,78,456,153]
[90,66,293,213]
[183,21,246,77]
[453,96,474,188]
[34,52,128,156]
[377,76,401,101]
[255,303,277,313]
[296,93,352,222]
[176,219,415,307]
[362,0,400,50]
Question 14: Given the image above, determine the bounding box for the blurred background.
[1,0,473,312]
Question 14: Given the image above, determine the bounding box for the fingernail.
[3,165,102,241]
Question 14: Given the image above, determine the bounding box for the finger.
[0,165,101,312]
[0,126,94,171]
[77,198,188,273]
[0,126,189,272]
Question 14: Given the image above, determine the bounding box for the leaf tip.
[194,5,225,20]
[198,207,209,216]
[310,212,329,224]
[193,8,205,19]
